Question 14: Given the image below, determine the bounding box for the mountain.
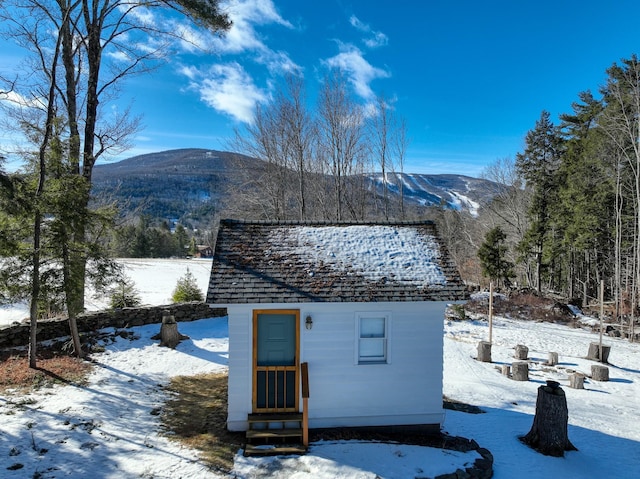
[91,148,500,225]
[92,149,260,224]
[366,172,498,217]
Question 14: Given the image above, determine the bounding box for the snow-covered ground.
[1,259,640,478]
[0,258,214,326]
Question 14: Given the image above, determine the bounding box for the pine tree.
[516,111,564,293]
[478,226,515,288]
[109,276,141,309]
[171,268,204,303]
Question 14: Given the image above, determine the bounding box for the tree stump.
[501,364,511,377]
[512,361,529,381]
[591,364,609,381]
[520,381,577,457]
[155,314,189,349]
[587,342,611,363]
[514,344,529,360]
[477,341,492,363]
[547,352,558,366]
[569,373,584,389]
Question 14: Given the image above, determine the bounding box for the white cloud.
[107,50,131,62]
[187,63,267,123]
[0,90,42,109]
[349,15,389,48]
[324,44,390,100]
[257,49,303,76]
[178,65,199,80]
[213,0,293,54]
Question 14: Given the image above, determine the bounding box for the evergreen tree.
[188,237,198,256]
[171,268,203,303]
[558,91,614,300]
[516,111,564,293]
[174,224,188,255]
[109,275,141,309]
[478,226,515,288]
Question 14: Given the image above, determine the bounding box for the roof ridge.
[219,218,435,226]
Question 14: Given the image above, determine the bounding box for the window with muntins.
[358,314,389,363]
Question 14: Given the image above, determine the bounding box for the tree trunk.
[521,382,577,456]
[477,341,492,362]
[569,373,584,389]
[156,315,189,349]
[587,342,611,363]
[514,344,529,360]
[512,361,529,381]
[591,364,610,381]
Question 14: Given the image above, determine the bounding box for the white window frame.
[355,312,391,364]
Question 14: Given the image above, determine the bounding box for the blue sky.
[2,0,640,177]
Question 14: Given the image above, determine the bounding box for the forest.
[220,55,640,344]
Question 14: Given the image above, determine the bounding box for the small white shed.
[206,220,467,444]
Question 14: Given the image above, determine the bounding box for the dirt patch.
[160,372,244,474]
[0,345,93,393]
[160,372,493,478]
[464,291,578,325]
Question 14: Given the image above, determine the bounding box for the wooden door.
[253,310,299,412]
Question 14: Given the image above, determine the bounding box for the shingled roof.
[206,219,468,304]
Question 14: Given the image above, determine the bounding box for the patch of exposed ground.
[0,345,92,394]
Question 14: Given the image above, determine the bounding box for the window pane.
[359,338,385,360]
[360,317,385,338]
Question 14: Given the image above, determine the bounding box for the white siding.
[226,305,254,431]
[225,301,447,431]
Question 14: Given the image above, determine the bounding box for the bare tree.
[369,94,394,219]
[600,56,640,341]
[392,117,409,220]
[316,70,366,221]
[281,74,315,220]
[481,157,531,287]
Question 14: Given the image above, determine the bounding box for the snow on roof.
[268,225,447,288]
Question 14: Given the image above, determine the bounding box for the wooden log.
[514,344,529,360]
[569,373,584,389]
[591,364,609,381]
[501,364,511,377]
[158,314,189,349]
[520,381,577,457]
[477,341,492,363]
[547,352,558,366]
[512,361,529,381]
[587,342,611,363]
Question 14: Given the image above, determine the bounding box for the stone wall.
[0,302,227,348]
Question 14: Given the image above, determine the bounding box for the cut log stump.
[514,344,529,360]
[154,314,190,349]
[477,341,492,363]
[591,364,609,382]
[512,361,529,381]
[547,352,558,366]
[520,381,577,457]
[501,365,511,377]
[587,342,611,363]
[569,373,584,389]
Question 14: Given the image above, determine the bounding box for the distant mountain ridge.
[366,172,494,217]
[92,148,499,224]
